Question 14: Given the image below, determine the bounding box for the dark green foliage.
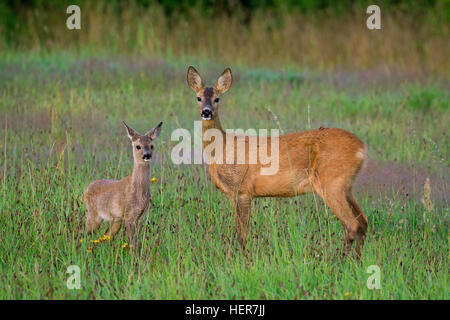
[406,86,449,113]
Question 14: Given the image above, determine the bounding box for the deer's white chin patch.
[202,116,212,120]
[143,158,151,162]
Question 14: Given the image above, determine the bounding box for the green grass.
[0,51,448,299]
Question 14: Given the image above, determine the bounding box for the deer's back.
[84,178,128,197]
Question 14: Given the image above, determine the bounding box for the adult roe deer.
[187,66,368,257]
[83,121,163,248]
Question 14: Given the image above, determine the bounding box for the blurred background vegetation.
[0,0,448,77]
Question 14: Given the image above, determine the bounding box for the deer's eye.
[214,98,220,103]
[136,145,141,150]
[197,97,201,102]
[150,145,154,150]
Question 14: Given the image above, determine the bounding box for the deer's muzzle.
[143,153,152,161]
[201,107,213,120]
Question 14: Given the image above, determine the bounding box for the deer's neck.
[131,162,151,194]
[202,115,225,150]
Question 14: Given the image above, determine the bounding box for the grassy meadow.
[0,2,449,299]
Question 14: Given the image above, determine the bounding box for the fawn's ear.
[187,66,204,92]
[123,121,139,141]
[146,121,163,140]
[215,68,232,94]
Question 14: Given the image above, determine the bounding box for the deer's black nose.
[143,153,151,160]
[201,108,213,120]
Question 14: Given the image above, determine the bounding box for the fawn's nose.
[143,153,151,161]
[201,107,213,120]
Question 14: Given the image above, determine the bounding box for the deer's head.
[187,66,232,121]
[123,121,163,165]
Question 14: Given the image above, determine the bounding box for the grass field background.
[0,1,449,299]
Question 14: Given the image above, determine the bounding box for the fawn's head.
[187,66,232,121]
[123,121,163,165]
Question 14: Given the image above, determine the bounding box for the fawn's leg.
[86,215,102,234]
[105,221,123,239]
[77,209,102,249]
[125,219,135,244]
[133,216,145,252]
[234,194,252,252]
[125,213,141,249]
[85,199,102,235]
[77,205,97,248]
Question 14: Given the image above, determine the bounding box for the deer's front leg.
[125,214,138,248]
[105,221,122,239]
[125,211,145,252]
[234,194,252,251]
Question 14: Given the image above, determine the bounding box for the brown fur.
[82,121,163,248]
[187,66,368,257]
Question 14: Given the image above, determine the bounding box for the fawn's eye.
[151,145,154,150]
[197,97,201,102]
[136,145,141,150]
[214,98,220,103]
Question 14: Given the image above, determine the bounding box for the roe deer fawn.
[83,121,163,248]
[187,66,368,257]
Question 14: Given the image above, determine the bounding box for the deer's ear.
[146,121,163,140]
[187,66,204,92]
[215,68,232,94]
[123,121,139,141]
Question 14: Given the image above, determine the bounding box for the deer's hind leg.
[346,191,368,257]
[312,179,361,257]
[325,192,360,257]
[85,197,102,235]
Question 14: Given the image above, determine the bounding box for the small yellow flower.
[344,292,351,297]
[122,243,129,249]
[87,247,93,253]
[79,239,83,243]
[151,177,158,183]
[94,239,100,244]
[103,235,111,241]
